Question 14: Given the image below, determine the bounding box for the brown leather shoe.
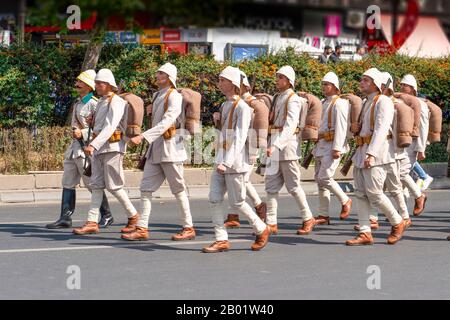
[268,224,278,234]
[387,221,406,245]
[297,218,315,235]
[255,202,267,222]
[354,218,379,231]
[314,215,330,225]
[340,199,352,220]
[413,194,427,216]
[121,226,149,241]
[403,218,412,229]
[224,214,240,228]
[172,227,196,241]
[202,240,230,253]
[346,232,374,246]
[121,213,140,233]
[251,226,270,251]
[73,221,99,235]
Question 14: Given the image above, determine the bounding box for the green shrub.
[0,43,448,172]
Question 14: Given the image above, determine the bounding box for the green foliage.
[0,44,448,168]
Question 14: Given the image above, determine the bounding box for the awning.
[381,14,450,58]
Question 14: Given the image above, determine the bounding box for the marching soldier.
[265,66,316,235]
[346,68,406,246]
[46,70,113,229]
[381,72,412,227]
[122,63,196,241]
[73,69,139,235]
[397,74,428,216]
[313,72,352,225]
[203,66,270,253]
[355,72,412,231]
[223,70,267,228]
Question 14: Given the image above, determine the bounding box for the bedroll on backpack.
[340,94,362,135]
[394,93,421,138]
[297,92,322,141]
[394,100,414,148]
[120,93,144,138]
[247,96,269,149]
[421,98,442,143]
[178,88,202,135]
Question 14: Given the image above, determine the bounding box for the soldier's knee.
[209,192,224,204]
[317,177,331,188]
[354,189,366,199]
[367,193,383,207]
[230,201,245,210]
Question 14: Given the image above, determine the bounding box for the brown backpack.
[253,93,273,110]
[394,93,421,138]
[244,95,269,149]
[119,93,144,138]
[178,88,202,135]
[393,99,414,148]
[420,98,442,143]
[340,94,363,135]
[297,92,322,141]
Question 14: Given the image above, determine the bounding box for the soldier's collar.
[280,88,293,96]
[158,86,171,94]
[241,92,252,100]
[81,92,94,104]
[229,95,240,102]
[326,94,339,101]
[367,91,379,100]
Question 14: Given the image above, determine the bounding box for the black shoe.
[99,214,114,228]
[98,191,114,228]
[46,188,76,229]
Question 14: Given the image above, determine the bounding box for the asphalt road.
[0,191,449,300]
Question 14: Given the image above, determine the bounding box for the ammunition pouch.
[318,131,335,142]
[163,125,176,140]
[108,130,122,143]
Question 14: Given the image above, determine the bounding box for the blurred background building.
[1,0,449,60]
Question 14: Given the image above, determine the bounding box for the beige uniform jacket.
[313,95,350,157]
[269,88,306,161]
[90,93,128,154]
[142,87,187,163]
[352,92,395,168]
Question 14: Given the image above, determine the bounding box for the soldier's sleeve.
[366,97,394,159]
[332,99,349,153]
[81,99,97,142]
[90,97,126,150]
[71,102,79,130]
[142,92,182,145]
[416,103,430,153]
[272,98,300,151]
[223,103,251,168]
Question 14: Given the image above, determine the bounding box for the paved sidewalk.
[1,178,449,204]
[0,163,448,204]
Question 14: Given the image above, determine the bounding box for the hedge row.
[0,43,448,172]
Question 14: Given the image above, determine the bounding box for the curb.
[0,164,448,204]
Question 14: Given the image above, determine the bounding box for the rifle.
[137,140,149,171]
[340,78,392,176]
[82,125,92,177]
[300,140,314,169]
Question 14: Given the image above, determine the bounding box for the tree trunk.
[81,41,103,71]
[18,0,26,44]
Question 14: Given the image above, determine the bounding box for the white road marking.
[0,239,252,254]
